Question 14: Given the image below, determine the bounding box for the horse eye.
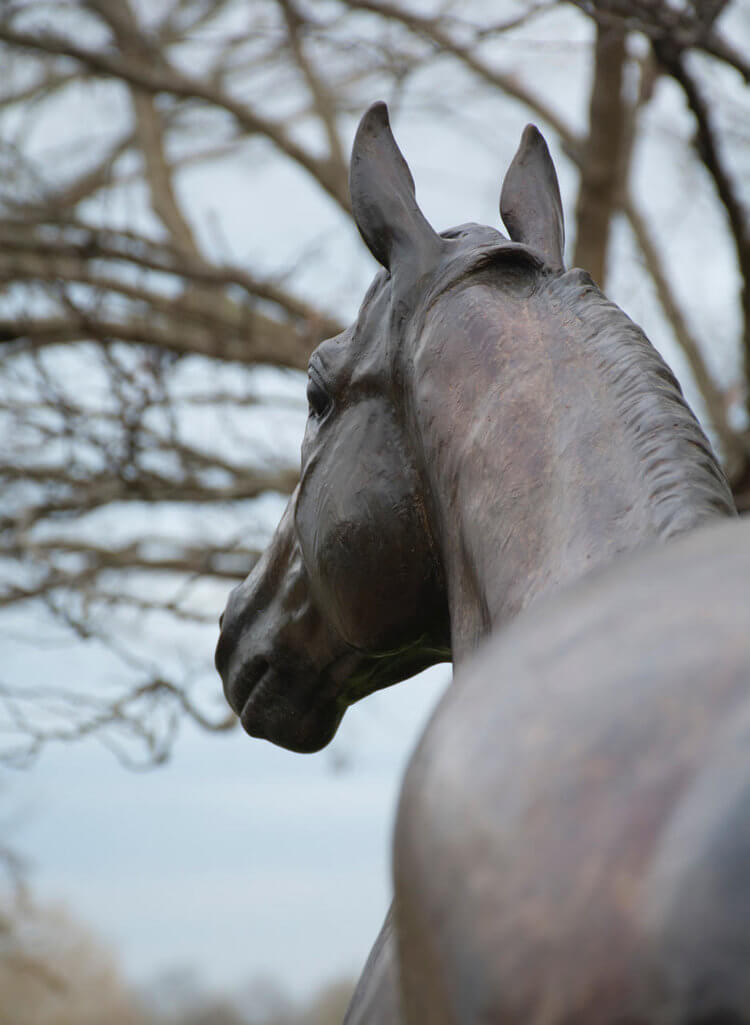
[306,375,331,418]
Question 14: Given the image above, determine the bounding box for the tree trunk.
[573,22,628,287]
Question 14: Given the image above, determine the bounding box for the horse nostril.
[219,611,225,630]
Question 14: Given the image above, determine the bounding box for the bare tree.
[0,0,748,765]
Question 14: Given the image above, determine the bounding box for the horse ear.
[350,102,441,273]
[500,125,565,273]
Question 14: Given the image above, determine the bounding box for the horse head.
[215,103,569,752]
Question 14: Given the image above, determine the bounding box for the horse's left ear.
[500,125,565,273]
[349,102,442,274]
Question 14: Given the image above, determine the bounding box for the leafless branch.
[653,43,750,410]
[0,21,352,211]
[340,0,578,148]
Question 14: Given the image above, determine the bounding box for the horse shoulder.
[394,516,750,1025]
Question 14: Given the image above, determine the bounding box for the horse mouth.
[225,655,270,718]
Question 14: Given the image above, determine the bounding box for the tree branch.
[653,44,750,430]
[572,20,627,285]
[277,0,348,199]
[0,22,351,211]
[339,0,578,149]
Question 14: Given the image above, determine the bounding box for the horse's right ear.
[350,102,442,273]
[500,125,565,273]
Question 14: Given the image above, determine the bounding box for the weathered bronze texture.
[396,515,750,1025]
[216,103,747,1025]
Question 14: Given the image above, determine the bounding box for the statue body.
[216,104,748,1024]
[396,514,750,1024]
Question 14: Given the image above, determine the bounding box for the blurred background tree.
[0,893,145,1025]
[0,886,354,1024]
[0,0,748,765]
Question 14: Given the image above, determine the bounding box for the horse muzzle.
[214,509,358,752]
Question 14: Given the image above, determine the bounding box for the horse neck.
[408,270,736,665]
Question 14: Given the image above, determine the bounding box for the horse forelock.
[418,238,546,323]
[545,270,737,536]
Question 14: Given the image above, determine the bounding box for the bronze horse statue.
[216,103,750,1024]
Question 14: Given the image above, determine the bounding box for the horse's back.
[395,516,750,1025]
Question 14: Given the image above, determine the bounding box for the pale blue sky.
[11,661,447,1001]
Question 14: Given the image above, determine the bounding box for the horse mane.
[545,268,737,538]
[414,235,735,539]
